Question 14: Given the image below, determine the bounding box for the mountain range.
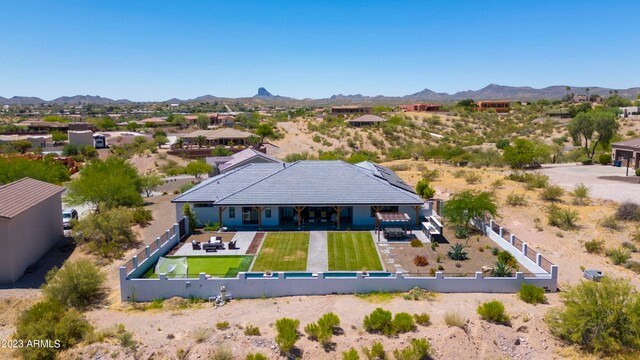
[1,84,638,106]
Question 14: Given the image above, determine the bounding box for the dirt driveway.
[539,163,640,203]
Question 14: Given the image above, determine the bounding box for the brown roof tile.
[0,178,64,219]
[613,137,640,149]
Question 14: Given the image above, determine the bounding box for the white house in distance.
[0,178,65,284]
[172,160,425,229]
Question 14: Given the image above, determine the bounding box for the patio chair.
[191,241,201,250]
[308,211,316,223]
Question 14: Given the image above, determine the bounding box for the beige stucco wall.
[0,193,63,283]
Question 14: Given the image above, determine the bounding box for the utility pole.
[626,156,631,176]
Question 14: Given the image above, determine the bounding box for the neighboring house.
[68,130,94,147]
[399,104,442,112]
[620,106,639,118]
[206,148,283,175]
[185,113,236,127]
[0,178,65,284]
[136,117,169,127]
[172,160,424,229]
[0,133,52,149]
[572,94,588,103]
[15,121,93,132]
[330,106,372,115]
[611,137,640,169]
[180,128,254,146]
[545,109,571,118]
[476,101,511,113]
[347,114,388,127]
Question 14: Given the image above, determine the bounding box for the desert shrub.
[15,300,92,360]
[413,313,431,326]
[444,312,466,328]
[421,168,440,181]
[632,227,640,242]
[491,178,505,189]
[545,277,640,354]
[275,318,300,353]
[598,153,611,165]
[392,338,432,360]
[447,243,468,260]
[477,300,510,324]
[622,241,638,252]
[571,183,591,205]
[616,202,640,221]
[362,341,385,360]
[464,171,482,184]
[496,250,517,268]
[132,207,153,226]
[415,178,436,199]
[491,247,500,255]
[506,192,527,206]
[600,215,621,230]
[624,260,640,274]
[540,185,565,201]
[203,221,220,231]
[363,308,395,335]
[413,255,428,267]
[305,312,340,345]
[342,348,361,360]
[180,183,195,193]
[42,259,106,310]
[216,321,230,330]
[244,325,261,336]
[581,158,593,165]
[636,168,640,176]
[193,328,209,343]
[606,247,632,265]
[410,239,423,247]
[584,239,605,254]
[246,353,267,360]
[115,323,136,350]
[519,283,547,304]
[210,346,234,360]
[547,205,579,230]
[393,312,415,333]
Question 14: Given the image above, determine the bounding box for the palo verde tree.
[503,138,551,169]
[255,123,276,144]
[568,108,619,159]
[443,190,498,231]
[65,157,143,209]
[139,174,164,197]
[185,160,212,182]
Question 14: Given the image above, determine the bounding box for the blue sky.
[1,0,639,101]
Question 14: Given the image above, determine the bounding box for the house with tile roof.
[0,178,65,283]
[180,128,254,146]
[347,114,388,127]
[172,160,424,230]
[611,137,640,169]
[206,148,283,175]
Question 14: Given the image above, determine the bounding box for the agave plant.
[491,260,514,277]
[455,226,469,239]
[447,243,468,261]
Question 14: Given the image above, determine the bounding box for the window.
[194,203,214,208]
[370,206,399,217]
[229,207,235,218]
[265,207,272,218]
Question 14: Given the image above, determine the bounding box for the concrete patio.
[173,231,256,256]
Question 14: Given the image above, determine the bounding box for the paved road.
[539,163,640,203]
[307,231,328,272]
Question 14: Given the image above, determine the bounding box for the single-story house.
[206,148,282,175]
[611,137,640,169]
[0,133,52,149]
[476,101,511,113]
[331,106,372,115]
[348,114,388,127]
[180,128,254,147]
[185,113,236,127]
[0,178,65,283]
[172,160,424,229]
[399,104,442,112]
[620,106,639,118]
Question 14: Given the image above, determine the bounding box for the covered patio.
[375,212,412,242]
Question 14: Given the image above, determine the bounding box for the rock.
[514,338,521,346]
[516,325,529,333]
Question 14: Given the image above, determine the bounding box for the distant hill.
[1,84,638,105]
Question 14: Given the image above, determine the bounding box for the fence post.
[166,230,171,242]
[427,201,433,214]
[522,243,528,257]
[132,255,138,269]
[475,271,483,279]
[536,253,542,267]
[174,223,180,240]
[510,234,515,246]
[550,265,559,288]
[489,219,494,232]
[145,246,150,259]
[156,237,161,249]
[435,272,444,280]
[499,227,504,238]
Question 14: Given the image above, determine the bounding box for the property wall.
[126,221,186,279]
[120,270,558,302]
[0,194,63,283]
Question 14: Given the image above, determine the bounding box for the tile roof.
[0,178,64,219]
[182,128,253,140]
[612,137,640,149]
[215,148,282,172]
[348,114,387,123]
[173,160,422,206]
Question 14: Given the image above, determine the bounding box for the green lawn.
[251,232,309,271]
[327,232,383,271]
[143,255,253,278]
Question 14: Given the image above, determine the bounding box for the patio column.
[412,205,421,228]
[373,206,382,233]
[332,206,342,229]
[254,207,264,229]
[218,206,226,229]
[294,206,305,229]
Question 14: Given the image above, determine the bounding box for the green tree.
[62,144,79,156]
[0,156,70,185]
[43,115,69,123]
[185,160,212,182]
[457,99,475,111]
[212,145,233,156]
[168,114,187,127]
[139,174,164,197]
[42,259,106,310]
[443,190,498,230]
[182,204,197,230]
[11,140,32,153]
[126,122,140,131]
[568,109,619,159]
[275,318,300,354]
[51,131,68,144]
[153,134,168,148]
[415,178,436,199]
[66,157,143,208]
[15,300,92,360]
[89,117,117,131]
[72,207,137,259]
[256,123,276,144]
[195,135,207,148]
[197,114,210,130]
[503,138,551,168]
